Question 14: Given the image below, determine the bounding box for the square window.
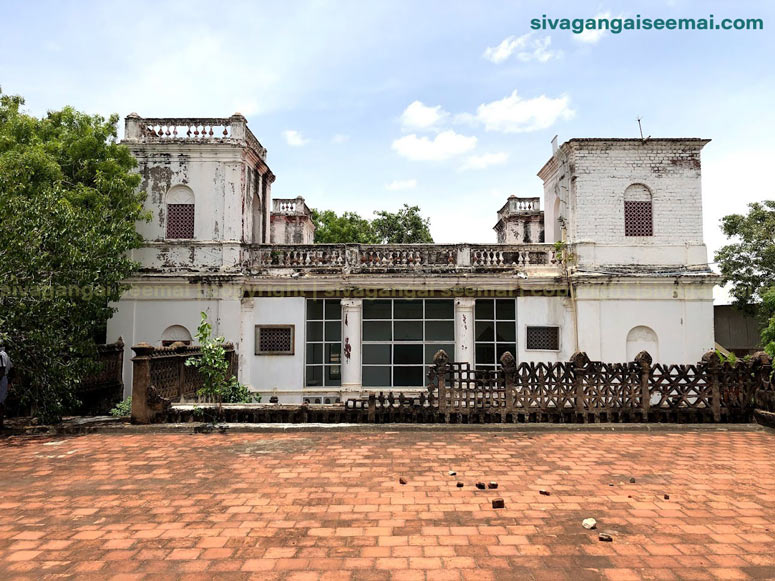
[306,343,323,364]
[394,321,423,341]
[476,343,495,367]
[306,365,323,386]
[306,321,323,342]
[256,325,294,355]
[394,344,423,365]
[324,300,342,319]
[495,299,515,320]
[394,300,423,319]
[425,320,454,341]
[475,299,494,320]
[363,366,391,387]
[307,300,324,320]
[394,366,424,387]
[364,344,391,365]
[425,300,454,319]
[364,300,392,319]
[363,321,392,341]
[325,321,341,341]
[496,321,516,342]
[475,321,494,342]
[425,344,454,364]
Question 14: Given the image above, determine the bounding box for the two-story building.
[107,114,717,403]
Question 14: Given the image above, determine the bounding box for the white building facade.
[108,115,717,403]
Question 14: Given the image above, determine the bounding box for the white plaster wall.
[247,297,306,402]
[107,282,243,397]
[516,295,575,362]
[575,282,715,363]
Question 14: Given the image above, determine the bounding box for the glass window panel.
[425,299,453,319]
[476,343,495,367]
[475,299,494,320]
[394,321,423,341]
[306,321,323,342]
[325,366,341,386]
[363,366,390,387]
[394,366,424,387]
[325,321,341,341]
[324,299,341,319]
[307,300,324,320]
[364,300,391,319]
[496,299,515,320]
[496,343,517,360]
[394,344,423,365]
[496,321,516,342]
[425,320,454,341]
[363,321,392,341]
[425,344,455,364]
[327,343,341,364]
[475,321,494,342]
[306,343,323,364]
[363,344,391,365]
[306,365,323,386]
[394,300,423,319]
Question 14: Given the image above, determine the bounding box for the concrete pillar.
[454,297,476,367]
[341,298,363,394]
[124,113,143,141]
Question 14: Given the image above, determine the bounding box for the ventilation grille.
[166,204,195,239]
[526,326,559,351]
[624,201,653,236]
[256,325,295,355]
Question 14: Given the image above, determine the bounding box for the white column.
[341,298,363,394]
[454,297,476,367]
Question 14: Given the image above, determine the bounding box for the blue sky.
[1,0,773,298]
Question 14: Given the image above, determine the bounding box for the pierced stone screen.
[526,326,559,351]
[166,203,195,239]
[624,201,653,236]
[256,325,295,355]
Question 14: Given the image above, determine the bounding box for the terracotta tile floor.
[1,429,774,580]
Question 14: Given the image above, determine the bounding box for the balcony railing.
[247,243,558,273]
[123,114,267,160]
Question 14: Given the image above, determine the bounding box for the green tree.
[760,287,775,359]
[311,205,433,244]
[311,209,378,243]
[372,204,433,244]
[0,90,148,422]
[715,200,775,311]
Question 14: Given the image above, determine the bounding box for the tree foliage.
[760,288,775,359]
[185,312,254,419]
[715,200,775,311]
[310,209,378,243]
[311,204,433,244]
[0,90,148,422]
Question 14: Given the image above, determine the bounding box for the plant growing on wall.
[185,312,255,419]
[0,89,149,423]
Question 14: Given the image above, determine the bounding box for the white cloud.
[331,133,349,144]
[483,32,562,64]
[385,179,418,191]
[460,152,509,171]
[400,100,450,131]
[392,130,477,161]
[282,130,309,146]
[575,11,615,44]
[470,90,575,133]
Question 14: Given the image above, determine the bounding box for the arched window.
[166,185,195,239]
[626,325,658,360]
[624,184,653,237]
[161,325,192,347]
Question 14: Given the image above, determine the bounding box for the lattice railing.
[351,349,773,422]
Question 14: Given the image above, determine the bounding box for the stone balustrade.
[124,113,267,160]
[247,243,558,273]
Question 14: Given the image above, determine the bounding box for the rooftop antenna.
[636,116,650,141]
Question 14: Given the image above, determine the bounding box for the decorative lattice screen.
[624,201,653,236]
[256,325,295,355]
[166,204,195,238]
[526,326,559,351]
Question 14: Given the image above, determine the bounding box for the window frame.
[524,325,561,352]
[255,324,295,356]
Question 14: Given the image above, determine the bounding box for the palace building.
[107,114,717,403]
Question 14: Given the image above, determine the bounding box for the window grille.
[526,326,560,351]
[166,203,195,238]
[255,325,295,355]
[624,200,653,237]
